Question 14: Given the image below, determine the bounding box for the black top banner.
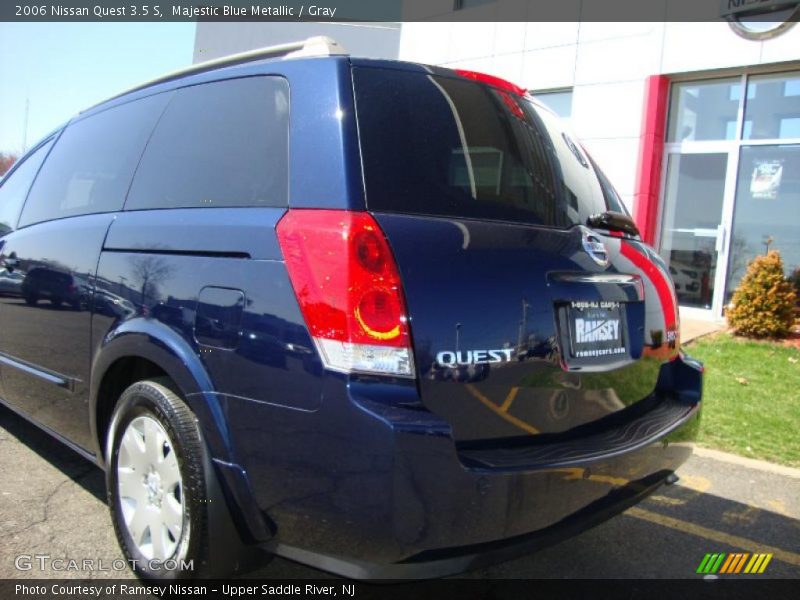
[3,0,800,22]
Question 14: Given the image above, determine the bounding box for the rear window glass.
[353,67,609,227]
[126,76,289,211]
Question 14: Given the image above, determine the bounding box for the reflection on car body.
[20,266,89,310]
[0,268,23,297]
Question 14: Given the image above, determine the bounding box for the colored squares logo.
[697,553,773,574]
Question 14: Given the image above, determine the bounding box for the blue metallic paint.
[103,207,285,259]
[0,213,115,450]
[374,213,674,442]
[0,55,702,577]
[88,319,219,458]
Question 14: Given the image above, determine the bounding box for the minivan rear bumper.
[264,468,674,579]
[223,354,702,579]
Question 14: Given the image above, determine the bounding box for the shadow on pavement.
[0,404,105,503]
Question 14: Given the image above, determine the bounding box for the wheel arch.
[90,317,232,470]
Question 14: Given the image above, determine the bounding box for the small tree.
[0,153,17,177]
[727,250,797,338]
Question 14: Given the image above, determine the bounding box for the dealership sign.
[721,0,800,39]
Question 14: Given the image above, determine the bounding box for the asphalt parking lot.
[1,404,799,581]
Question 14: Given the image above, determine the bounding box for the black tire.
[106,378,258,579]
[51,297,63,308]
[23,294,37,306]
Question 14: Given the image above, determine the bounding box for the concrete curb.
[682,328,724,344]
[680,323,726,344]
[692,445,800,480]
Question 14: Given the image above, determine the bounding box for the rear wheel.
[106,378,258,579]
[23,294,37,306]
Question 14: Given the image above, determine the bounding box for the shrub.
[726,250,797,338]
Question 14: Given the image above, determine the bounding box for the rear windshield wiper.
[587,211,640,238]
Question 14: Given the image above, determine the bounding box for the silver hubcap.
[117,415,185,561]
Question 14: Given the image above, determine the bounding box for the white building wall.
[399,19,800,212]
[194,22,401,63]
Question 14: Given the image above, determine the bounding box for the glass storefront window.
[667,78,741,142]
[661,70,800,316]
[659,154,728,309]
[743,72,800,140]
[725,145,800,302]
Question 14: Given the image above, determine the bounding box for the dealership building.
[195,7,800,321]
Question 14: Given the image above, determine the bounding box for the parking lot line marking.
[465,384,539,434]
[649,494,686,506]
[678,474,711,493]
[627,507,800,568]
[722,505,759,526]
[500,387,518,412]
[766,499,788,516]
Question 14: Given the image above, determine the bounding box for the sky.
[0,23,196,155]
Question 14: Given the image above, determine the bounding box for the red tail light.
[454,69,528,97]
[276,210,414,377]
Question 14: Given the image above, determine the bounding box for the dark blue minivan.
[0,37,702,579]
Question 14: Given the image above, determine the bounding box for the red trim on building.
[633,75,670,245]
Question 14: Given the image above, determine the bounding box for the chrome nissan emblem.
[722,0,800,41]
[582,228,609,267]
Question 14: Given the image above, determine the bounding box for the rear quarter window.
[353,67,608,227]
[19,94,169,228]
[0,140,53,236]
[126,76,289,210]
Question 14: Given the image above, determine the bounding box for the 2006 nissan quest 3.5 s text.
[0,37,702,580]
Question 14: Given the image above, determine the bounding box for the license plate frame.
[567,301,627,360]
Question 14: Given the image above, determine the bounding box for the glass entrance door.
[659,152,729,310]
[659,70,800,319]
